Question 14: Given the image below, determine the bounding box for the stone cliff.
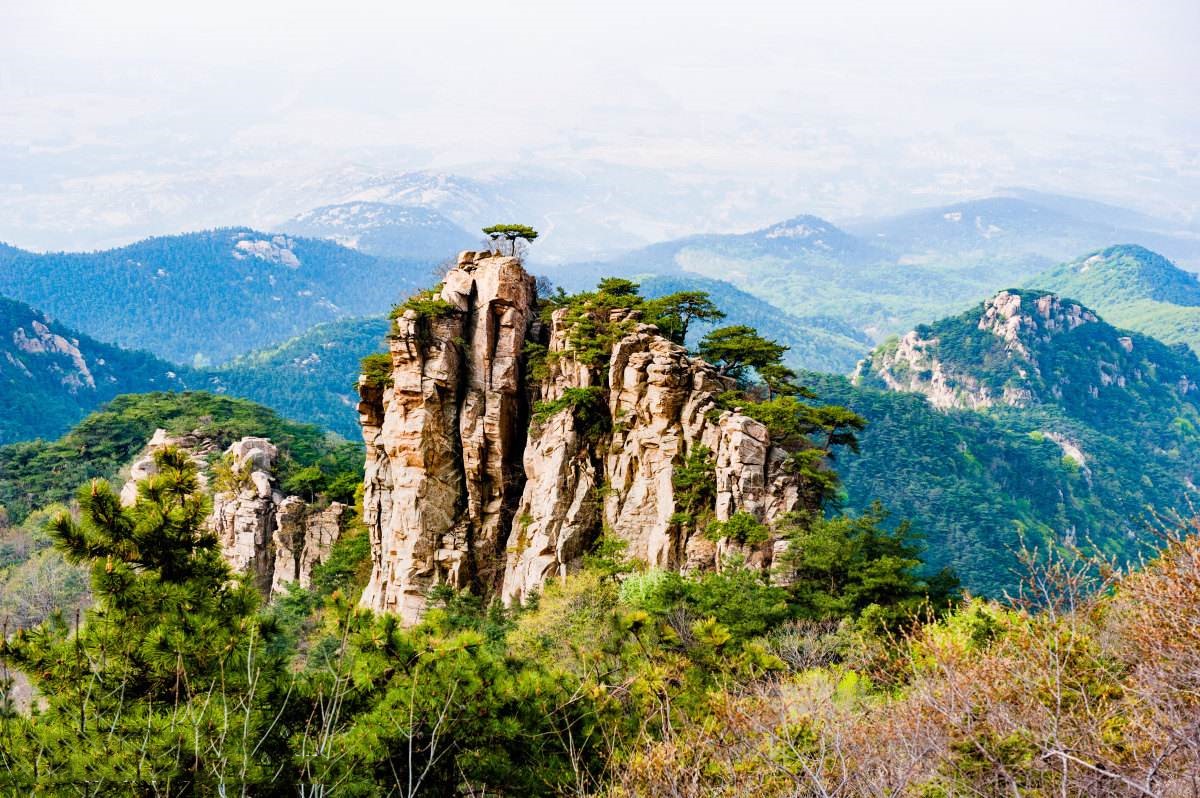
[120,430,346,595]
[358,252,806,623]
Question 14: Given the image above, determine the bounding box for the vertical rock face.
[358,252,536,621]
[120,430,345,595]
[361,253,806,622]
[272,498,348,595]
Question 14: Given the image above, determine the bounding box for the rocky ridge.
[119,429,346,595]
[357,252,806,624]
[857,289,1106,411]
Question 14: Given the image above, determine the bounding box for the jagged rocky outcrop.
[358,252,806,623]
[120,430,345,595]
[855,289,1107,411]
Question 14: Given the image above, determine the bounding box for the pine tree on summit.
[482,223,539,257]
[697,324,789,380]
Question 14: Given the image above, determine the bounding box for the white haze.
[1,0,1198,256]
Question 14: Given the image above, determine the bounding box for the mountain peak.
[756,215,839,240]
[1032,245,1200,308]
[856,287,1199,418]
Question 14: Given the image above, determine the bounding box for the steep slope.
[0,229,429,365]
[0,297,188,443]
[852,289,1200,590]
[278,202,475,260]
[1029,245,1200,353]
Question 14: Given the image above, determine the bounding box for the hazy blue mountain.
[996,188,1188,233]
[1028,245,1200,354]
[0,229,429,365]
[847,196,1200,270]
[565,213,997,342]
[0,297,188,444]
[279,202,476,261]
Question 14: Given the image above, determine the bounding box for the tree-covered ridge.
[0,392,363,526]
[0,229,430,365]
[859,288,1200,456]
[1029,244,1200,354]
[0,296,189,445]
[202,316,390,439]
[1031,244,1200,307]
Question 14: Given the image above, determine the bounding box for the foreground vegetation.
[0,393,364,632]
[0,443,1195,795]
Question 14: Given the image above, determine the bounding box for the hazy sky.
[2,0,1198,251]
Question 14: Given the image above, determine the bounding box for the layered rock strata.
[359,253,805,623]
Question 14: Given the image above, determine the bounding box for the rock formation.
[358,252,807,623]
[120,430,345,595]
[857,290,1103,411]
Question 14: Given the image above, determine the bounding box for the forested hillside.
[0,297,188,443]
[201,317,390,438]
[850,288,1200,591]
[1030,244,1200,353]
[0,230,429,364]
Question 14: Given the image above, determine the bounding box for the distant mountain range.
[845,196,1200,270]
[554,194,1200,345]
[0,228,431,365]
[278,202,476,261]
[5,191,1200,446]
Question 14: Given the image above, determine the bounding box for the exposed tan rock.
[120,430,345,596]
[359,252,535,622]
[361,254,813,623]
[858,291,1101,412]
[272,499,347,595]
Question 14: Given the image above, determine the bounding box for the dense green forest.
[1029,244,1200,353]
[0,297,189,444]
[806,375,1176,596]
[0,230,430,365]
